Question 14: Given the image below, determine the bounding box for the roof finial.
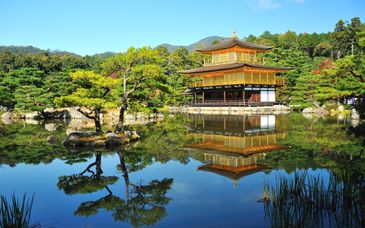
[231,31,237,39]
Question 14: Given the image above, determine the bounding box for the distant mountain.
[91,51,116,59]
[158,36,225,52]
[0,45,46,55]
[0,45,82,57]
[0,45,119,59]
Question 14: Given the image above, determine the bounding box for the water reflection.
[115,151,173,227]
[0,113,364,226]
[185,115,288,188]
[57,149,173,227]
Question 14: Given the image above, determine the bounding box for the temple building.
[180,34,292,106]
[185,115,288,188]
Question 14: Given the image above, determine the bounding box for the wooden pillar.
[243,115,246,131]
[194,91,197,104]
[224,90,226,103]
[242,89,245,106]
[202,91,205,103]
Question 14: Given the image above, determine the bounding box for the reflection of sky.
[0,154,331,227]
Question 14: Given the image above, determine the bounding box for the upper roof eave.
[197,38,272,53]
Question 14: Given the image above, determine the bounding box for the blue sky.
[1,0,364,55]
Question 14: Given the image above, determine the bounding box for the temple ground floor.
[186,85,280,107]
[169,105,291,115]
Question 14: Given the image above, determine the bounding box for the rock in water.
[64,131,140,148]
[337,105,345,113]
[1,112,13,124]
[47,135,57,144]
[351,109,360,120]
[157,113,164,119]
[302,107,313,114]
[42,109,71,119]
[25,111,43,119]
[313,107,329,116]
[105,131,117,138]
[45,123,57,131]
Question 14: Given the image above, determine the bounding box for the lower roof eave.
[179,63,293,75]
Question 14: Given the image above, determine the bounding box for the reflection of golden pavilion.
[189,133,286,155]
[185,115,287,188]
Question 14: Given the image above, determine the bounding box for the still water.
[0,114,364,227]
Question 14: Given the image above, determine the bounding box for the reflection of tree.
[74,194,123,217]
[57,150,173,227]
[261,113,365,173]
[57,151,118,195]
[261,116,365,227]
[58,151,121,217]
[262,171,365,227]
[128,116,195,165]
[113,151,173,227]
[0,121,93,166]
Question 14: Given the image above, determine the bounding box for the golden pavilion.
[180,33,291,106]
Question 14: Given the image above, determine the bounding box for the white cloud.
[246,0,281,11]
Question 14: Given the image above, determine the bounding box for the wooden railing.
[189,78,285,87]
[186,100,283,107]
[204,57,265,66]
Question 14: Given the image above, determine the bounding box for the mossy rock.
[64,131,140,148]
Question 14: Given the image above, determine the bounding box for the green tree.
[14,86,52,112]
[55,70,118,134]
[0,68,45,109]
[43,71,77,107]
[290,73,321,107]
[333,19,348,57]
[0,50,16,72]
[298,32,322,58]
[314,42,332,57]
[101,47,166,133]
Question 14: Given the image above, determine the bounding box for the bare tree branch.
[77,107,95,120]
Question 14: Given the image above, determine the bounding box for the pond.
[0,113,364,227]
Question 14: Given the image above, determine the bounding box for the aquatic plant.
[0,193,40,228]
[262,171,365,228]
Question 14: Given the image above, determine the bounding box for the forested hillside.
[0,17,364,114]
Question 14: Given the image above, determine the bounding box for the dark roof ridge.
[197,37,272,52]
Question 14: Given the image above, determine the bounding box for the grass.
[262,171,364,227]
[0,193,40,228]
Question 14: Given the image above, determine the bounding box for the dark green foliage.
[57,175,119,195]
[14,86,52,112]
[0,121,93,166]
[112,178,173,227]
[74,195,123,217]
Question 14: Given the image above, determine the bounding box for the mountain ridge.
[0,35,227,56]
[157,36,225,52]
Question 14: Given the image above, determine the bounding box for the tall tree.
[55,70,118,134]
[101,47,165,133]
